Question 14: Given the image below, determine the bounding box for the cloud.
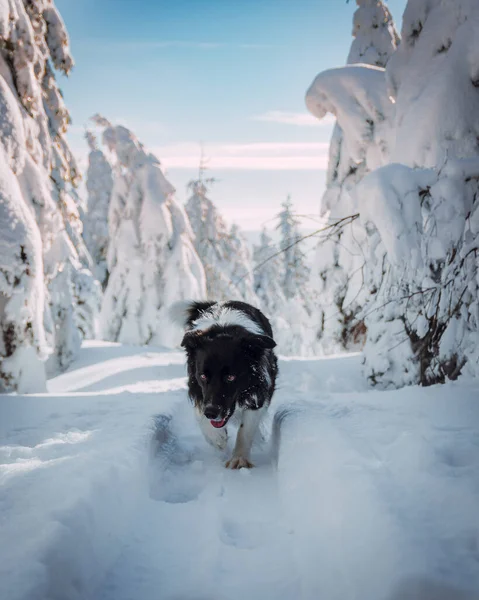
[81,39,275,51]
[153,141,329,171]
[252,111,336,127]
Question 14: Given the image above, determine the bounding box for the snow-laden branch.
[306,65,392,170]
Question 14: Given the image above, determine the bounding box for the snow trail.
[1,343,478,600]
[96,398,300,600]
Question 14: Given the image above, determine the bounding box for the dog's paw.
[225,456,254,469]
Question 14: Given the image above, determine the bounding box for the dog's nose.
[204,405,221,420]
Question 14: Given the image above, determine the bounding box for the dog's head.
[181,326,276,428]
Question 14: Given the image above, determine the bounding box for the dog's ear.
[180,330,205,350]
[242,333,276,351]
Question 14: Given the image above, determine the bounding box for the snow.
[1,342,478,600]
[306,65,391,170]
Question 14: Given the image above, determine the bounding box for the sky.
[56,0,407,231]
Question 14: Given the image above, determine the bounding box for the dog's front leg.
[195,407,228,451]
[226,407,264,469]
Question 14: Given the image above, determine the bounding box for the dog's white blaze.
[192,305,263,336]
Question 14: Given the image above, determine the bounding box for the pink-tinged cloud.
[252,111,336,127]
[154,141,329,170]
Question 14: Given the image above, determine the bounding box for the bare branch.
[253,213,359,276]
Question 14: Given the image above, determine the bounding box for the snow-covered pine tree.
[253,228,285,313]
[353,0,479,387]
[277,196,309,300]
[347,0,400,66]
[224,224,257,303]
[273,197,319,355]
[0,0,99,389]
[185,166,257,302]
[0,163,47,392]
[83,130,113,290]
[252,227,294,353]
[96,118,206,346]
[310,0,399,354]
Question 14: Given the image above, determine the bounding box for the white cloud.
[154,141,329,171]
[83,40,276,51]
[252,111,336,127]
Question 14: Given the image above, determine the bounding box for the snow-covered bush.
[308,0,399,354]
[185,177,257,302]
[96,119,206,346]
[0,0,99,389]
[83,131,113,290]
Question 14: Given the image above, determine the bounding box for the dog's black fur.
[180,301,278,428]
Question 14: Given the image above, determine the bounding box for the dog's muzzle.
[204,405,228,428]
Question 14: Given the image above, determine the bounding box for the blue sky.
[56,0,406,231]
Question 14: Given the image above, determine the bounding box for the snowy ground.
[1,342,478,600]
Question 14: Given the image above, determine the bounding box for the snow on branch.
[306,65,391,169]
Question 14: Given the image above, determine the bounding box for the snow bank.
[0,343,185,600]
[274,383,479,600]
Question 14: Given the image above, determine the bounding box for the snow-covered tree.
[270,197,319,355]
[253,228,286,314]
[96,118,206,346]
[309,0,399,353]
[0,0,99,390]
[354,0,479,387]
[83,131,113,289]
[277,196,310,300]
[0,164,47,393]
[185,172,257,302]
[347,0,400,66]
[307,0,479,387]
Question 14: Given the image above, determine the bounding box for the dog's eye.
[199,373,207,382]
[226,374,236,382]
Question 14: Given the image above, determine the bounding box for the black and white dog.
[174,300,278,469]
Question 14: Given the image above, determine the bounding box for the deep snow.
[1,342,478,600]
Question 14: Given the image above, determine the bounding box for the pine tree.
[277,196,310,300]
[355,0,479,387]
[308,0,399,353]
[347,0,400,66]
[83,130,114,290]
[0,0,99,389]
[273,197,319,355]
[253,228,285,313]
[96,118,206,346]
[185,158,257,302]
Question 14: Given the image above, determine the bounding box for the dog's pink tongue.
[211,418,226,428]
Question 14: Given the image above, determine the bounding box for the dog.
[173,300,278,469]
